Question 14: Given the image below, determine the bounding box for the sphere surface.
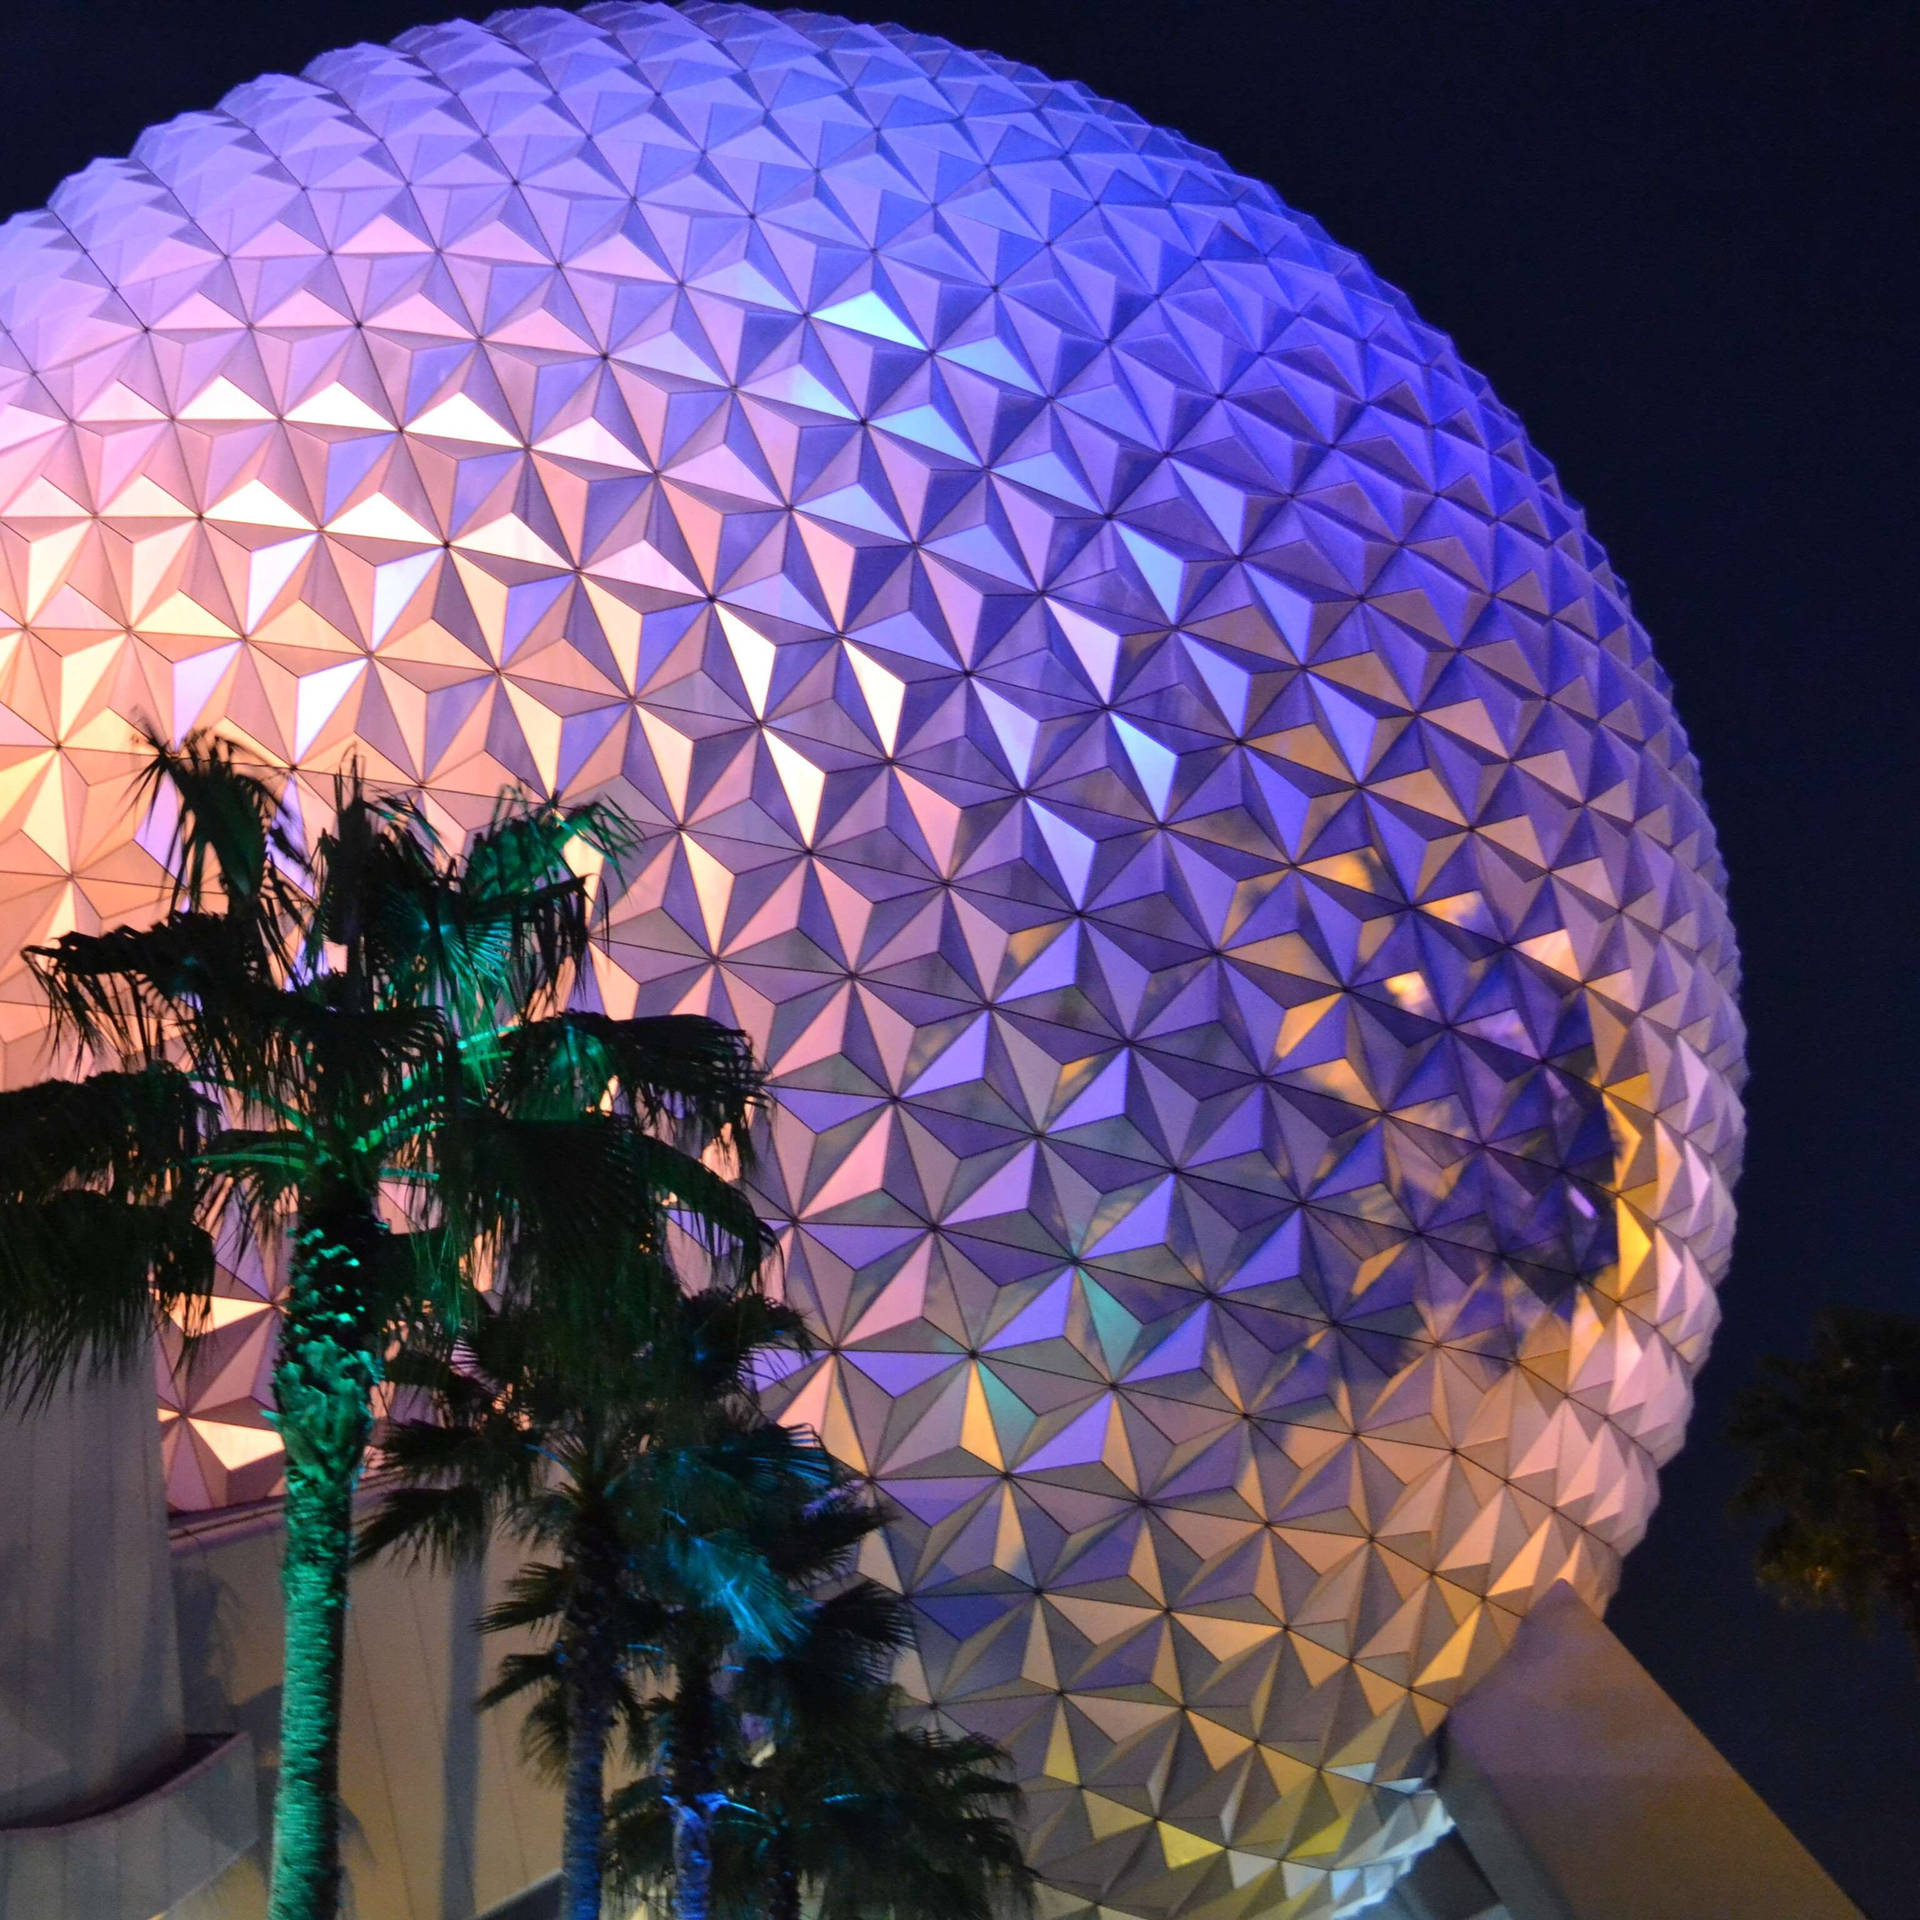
[0,5,1743,1914]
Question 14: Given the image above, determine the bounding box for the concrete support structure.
[1364,1835,1507,1920]
[0,1357,255,1915]
[1440,1584,1863,1920]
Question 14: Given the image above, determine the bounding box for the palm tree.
[614,1700,1032,1920]
[0,732,767,1920]
[609,1510,1033,1920]
[358,1286,822,1920]
[773,1714,1033,1920]
[735,1578,918,1920]
[648,1444,890,1920]
[1730,1306,1920,1671]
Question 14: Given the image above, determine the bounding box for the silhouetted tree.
[1731,1306,1920,1670]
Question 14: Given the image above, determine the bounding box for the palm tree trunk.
[560,1643,615,1920]
[267,1217,383,1920]
[669,1653,721,1920]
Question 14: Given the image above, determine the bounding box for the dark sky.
[3,0,1915,1910]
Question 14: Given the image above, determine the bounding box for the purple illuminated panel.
[0,6,1743,1914]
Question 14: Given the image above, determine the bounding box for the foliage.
[611,1697,1033,1920]
[359,1285,823,1920]
[0,1067,216,1397]
[365,1275,1030,1920]
[607,1478,1033,1920]
[0,730,766,1920]
[1730,1306,1920,1666]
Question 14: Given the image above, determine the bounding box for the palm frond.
[381,1320,506,1416]
[636,1134,776,1287]
[791,1579,915,1676]
[453,794,639,1017]
[809,1720,1035,1920]
[462,794,639,910]
[498,1013,763,1160]
[739,1469,890,1593]
[607,1773,769,1919]
[434,1110,688,1371]
[661,1527,805,1659]
[309,779,518,1035]
[604,1773,676,1893]
[357,1310,552,1568]
[353,1477,498,1570]
[28,913,268,1068]
[0,1066,220,1402]
[507,1676,577,1784]
[305,776,432,985]
[475,1645,565,1714]
[194,1126,308,1253]
[377,1223,469,1330]
[135,724,298,933]
[0,1191,215,1400]
[0,1067,211,1203]
[637,1423,837,1527]
[478,1560,573,1638]
[358,1413,537,1543]
[653,1286,811,1412]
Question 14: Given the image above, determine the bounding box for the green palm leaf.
[500,1013,762,1157]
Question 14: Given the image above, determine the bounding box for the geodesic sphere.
[0,6,1743,1915]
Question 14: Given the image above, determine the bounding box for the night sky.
[3,1,1915,1911]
